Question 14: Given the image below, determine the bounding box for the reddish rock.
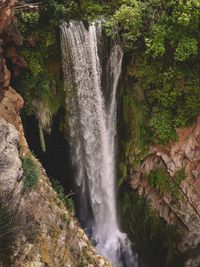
[131,117,200,266]
[0,87,28,152]
[0,0,18,34]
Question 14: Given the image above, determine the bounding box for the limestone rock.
[12,159,112,267]
[0,87,28,152]
[0,117,22,194]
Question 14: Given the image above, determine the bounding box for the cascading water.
[60,21,138,267]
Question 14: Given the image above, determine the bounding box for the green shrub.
[147,169,170,193]
[21,156,39,191]
[50,178,75,214]
[175,37,198,61]
[39,0,78,27]
[119,162,127,180]
[147,167,185,198]
[105,0,143,47]
[17,11,39,36]
[174,168,185,184]
[80,0,105,20]
[149,108,178,144]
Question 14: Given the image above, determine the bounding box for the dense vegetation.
[17,0,200,145]
[17,10,64,133]
[112,0,200,145]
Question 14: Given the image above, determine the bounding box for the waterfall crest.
[60,21,138,267]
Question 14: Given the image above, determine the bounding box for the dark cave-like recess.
[22,109,75,195]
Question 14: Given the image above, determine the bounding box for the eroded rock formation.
[132,118,200,266]
[0,0,27,152]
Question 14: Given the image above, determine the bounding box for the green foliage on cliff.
[19,12,39,36]
[40,0,109,24]
[147,169,170,192]
[17,0,193,195]
[17,11,65,130]
[135,61,200,144]
[119,81,149,172]
[18,0,200,145]
[174,168,185,184]
[119,189,184,267]
[107,0,200,56]
[105,0,143,46]
[39,0,77,26]
[21,156,39,191]
[146,167,185,198]
[106,0,200,145]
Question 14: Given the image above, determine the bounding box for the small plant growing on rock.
[21,155,39,191]
[50,178,75,214]
[147,167,185,198]
[147,169,170,193]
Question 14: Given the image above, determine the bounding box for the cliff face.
[0,117,111,267]
[0,3,111,267]
[131,118,200,266]
[0,0,27,152]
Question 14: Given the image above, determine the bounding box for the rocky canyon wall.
[131,118,200,266]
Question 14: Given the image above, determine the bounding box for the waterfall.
[60,21,138,267]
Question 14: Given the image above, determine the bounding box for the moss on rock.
[119,186,184,267]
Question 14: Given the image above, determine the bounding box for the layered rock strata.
[132,117,200,266]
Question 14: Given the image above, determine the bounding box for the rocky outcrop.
[0,86,28,152]
[0,0,17,34]
[0,117,22,195]
[0,117,111,267]
[0,0,27,152]
[131,117,200,266]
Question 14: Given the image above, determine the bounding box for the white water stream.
[60,21,138,267]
